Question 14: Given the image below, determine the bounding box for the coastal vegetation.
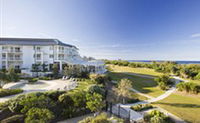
[144,110,174,123]
[105,60,200,83]
[131,104,153,111]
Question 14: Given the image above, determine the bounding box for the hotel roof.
[0,38,77,49]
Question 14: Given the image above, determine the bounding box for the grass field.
[108,72,164,97]
[73,79,95,92]
[108,65,163,77]
[153,92,200,123]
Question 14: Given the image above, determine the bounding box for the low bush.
[144,110,174,123]
[89,74,110,85]
[1,114,24,123]
[131,104,153,111]
[39,76,52,80]
[176,82,200,94]
[27,78,38,83]
[0,89,23,97]
[79,113,111,123]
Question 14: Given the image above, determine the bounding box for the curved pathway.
[117,73,187,123]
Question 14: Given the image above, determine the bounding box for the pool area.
[17,82,50,90]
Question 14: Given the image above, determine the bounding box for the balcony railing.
[2,49,22,53]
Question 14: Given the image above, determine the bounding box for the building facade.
[0,38,105,75]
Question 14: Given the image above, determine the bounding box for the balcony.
[7,57,22,61]
[2,49,22,53]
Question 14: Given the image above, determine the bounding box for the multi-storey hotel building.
[0,38,105,75]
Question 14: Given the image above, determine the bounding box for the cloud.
[191,33,200,38]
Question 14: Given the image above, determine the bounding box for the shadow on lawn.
[108,72,158,94]
[154,102,200,108]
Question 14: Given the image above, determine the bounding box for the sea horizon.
[128,60,200,64]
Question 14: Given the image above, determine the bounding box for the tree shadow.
[153,102,200,108]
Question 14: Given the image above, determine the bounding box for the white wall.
[22,46,35,69]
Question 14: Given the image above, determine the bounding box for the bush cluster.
[154,75,173,90]
[144,110,174,123]
[79,113,124,123]
[89,74,111,85]
[0,89,23,98]
[0,83,106,122]
[131,104,153,111]
[27,78,38,83]
[176,82,200,94]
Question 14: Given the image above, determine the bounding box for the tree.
[86,92,105,113]
[114,78,132,104]
[7,66,19,82]
[0,72,9,87]
[25,108,55,123]
[52,64,59,78]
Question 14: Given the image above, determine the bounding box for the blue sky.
[1,0,200,60]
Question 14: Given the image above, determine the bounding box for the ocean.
[128,60,200,64]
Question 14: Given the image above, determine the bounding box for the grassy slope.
[154,92,200,123]
[108,72,164,97]
[109,65,163,77]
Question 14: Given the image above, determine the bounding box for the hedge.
[0,89,23,97]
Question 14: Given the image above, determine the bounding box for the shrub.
[0,89,23,98]
[89,74,109,84]
[39,76,52,80]
[144,110,172,123]
[17,93,56,113]
[86,93,105,112]
[1,114,24,123]
[25,108,55,123]
[131,104,153,111]
[176,82,200,94]
[79,113,111,123]
[27,78,38,83]
[87,84,105,96]
[154,75,173,90]
[79,116,93,123]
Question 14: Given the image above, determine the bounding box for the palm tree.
[114,78,132,104]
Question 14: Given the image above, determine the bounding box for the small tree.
[7,66,19,82]
[114,78,132,104]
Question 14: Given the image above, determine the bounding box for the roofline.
[0,37,78,49]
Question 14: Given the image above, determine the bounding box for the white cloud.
[191,33,200,38]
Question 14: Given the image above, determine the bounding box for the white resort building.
[0,38,105,76]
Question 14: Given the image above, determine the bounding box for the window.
[49,46,53,50]
[49,54,54,58]
[15,47,21,52]
[15,65,20,69]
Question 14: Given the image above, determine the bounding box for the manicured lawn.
[108,72,164,97]
[108,65,163,77]
[153,92,200,123]
[73,79,95,92]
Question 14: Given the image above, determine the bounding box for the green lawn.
[108,65,163,77]
[108,72,164,97]
[153,92,200,123]
[73,79,95,92]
